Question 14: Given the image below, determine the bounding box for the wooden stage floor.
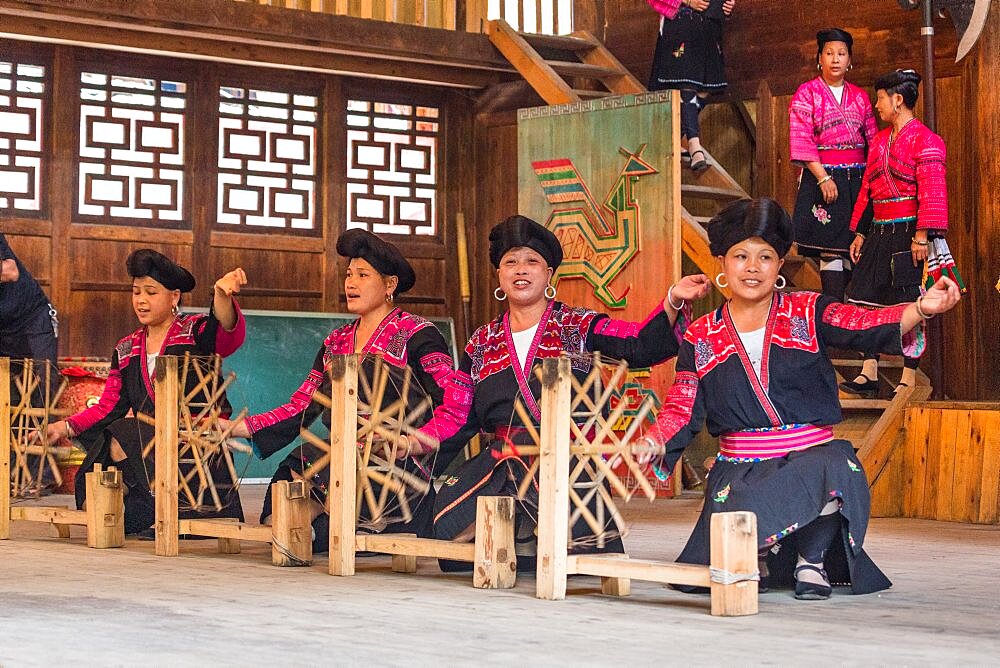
[3,485,999,665]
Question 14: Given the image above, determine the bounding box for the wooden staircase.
[486,19,819,296]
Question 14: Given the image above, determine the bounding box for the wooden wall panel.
[2,234,51,288]
[890,403,1000,524]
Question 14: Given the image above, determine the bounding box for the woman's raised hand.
[722,0,736,16]
[214,267,247,297]
[919,276,961,316]
[669,274,712,304]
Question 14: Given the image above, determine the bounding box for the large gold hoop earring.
[774,275,787,290]
[544,284,557,300]
[493,287,507,301]
[715,273,729,289]
[171,304,179,315]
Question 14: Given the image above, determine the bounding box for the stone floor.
[2,486,999,666]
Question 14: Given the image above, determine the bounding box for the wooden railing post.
[535,355,572,600]
[154,355,179,557]
[328,354,359,576]
[0,357,10,540]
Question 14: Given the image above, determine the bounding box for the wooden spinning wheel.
[139,353,249,512]
[506,353,659,548]
[306,354,434,530]
[7,360,70,498]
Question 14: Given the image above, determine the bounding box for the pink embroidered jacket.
[789,77,877,168]
[850,119,948,233]
[245,308,469,460]
[67,304,246,435]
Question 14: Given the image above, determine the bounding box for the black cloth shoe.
[794,564,832,600]
[839,375,878,398]
[689,149,709,173]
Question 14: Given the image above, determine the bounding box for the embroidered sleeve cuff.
[901,320,926,358]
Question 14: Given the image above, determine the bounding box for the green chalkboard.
[188,308,457,481]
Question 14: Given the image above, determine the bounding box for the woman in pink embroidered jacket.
[38,250,248,534]
[841,69,949,399]
[637,198,959,599]
[418,215,711,570]
[223,229,467,553]
[789,28,878,302]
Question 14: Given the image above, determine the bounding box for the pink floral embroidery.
[812,204,831,225]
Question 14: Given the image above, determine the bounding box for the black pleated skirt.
[648,10,727,92]
[675,439,891,595]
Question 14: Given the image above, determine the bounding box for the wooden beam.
[178,518,273,542]
[328,354,358,576]
[0,357,10,540]
[9,506,88,526]
[154,355,179,557]
[356,533,476,561]
[754,79,776,199]
[709,511,758,616]
[535,356,572,600]
[0,0,511,88]
[572,31,644,95]
[568,554,712,588]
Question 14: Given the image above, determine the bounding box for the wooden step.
[545,60,621,80]
[572,88,608,100]
[680,184,745,202]
[521,32,597,53]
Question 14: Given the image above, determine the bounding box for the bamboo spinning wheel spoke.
[7,360,70,499]
[306,354,436,533]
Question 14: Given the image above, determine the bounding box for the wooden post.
[601,554,631,597]
[328,354,359,576]
[0,357,10,540]
[391,550,418,574]
[154,355,180,557]
[473,495,516,589]
[709,511,758,617]
[271,479,313,566]
[212,518,242,554]
[536,356,572,600]
[754,79,776,200]
[85,464,125,548]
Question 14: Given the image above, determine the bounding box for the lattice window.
[489,0,573,35]
[346,99,439,236]
[0,60,46,215]
[77,71,186,225]
[217,86,319,231]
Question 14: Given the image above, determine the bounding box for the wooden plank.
[902,406,929,518]
[154,355,179,557]
[919,407,943,519]
[10,506,88,525]
[709,511,758,616]
[178,519,273,542]
[523,31,598,52]
[950,410,976,523]
[0,357,10,540]
[356,534,476,561]
[472,495,516,589]
[856,384,915,483]
[934,408,959,521]
[976,409,1000,523]
[567,554,711,588]
[487,19,578,105]
[328,354,359,576]
[545,61,621,79]
[680,184,745,202]
[535,356,572,601]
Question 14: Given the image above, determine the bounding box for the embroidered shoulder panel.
[683,292,819,375]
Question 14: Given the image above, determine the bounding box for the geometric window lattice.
[346,99,439,236]
[0,60,46,215]
[217,86,318,231]
[77,71,186,224]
